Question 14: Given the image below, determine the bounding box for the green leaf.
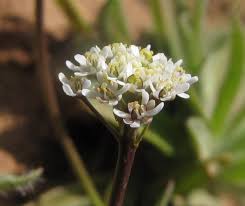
[220,158,245,187]
[143,129,173,156]
[200,43,230,119]
[187,117,214,161]
[0,168,43,192]
[98,0,130,42]
[148,0,166,40]
[225,73,245,127]
[217,116,245,154]
[150,0,183,59]
[187,0,208,70]
[211,20,245,135]
[55,0,91,33]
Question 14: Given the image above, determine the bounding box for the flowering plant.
[59,43,198,128]
[59,43,198,206]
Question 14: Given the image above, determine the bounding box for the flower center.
[129,101,146,120]
[70,76,84,91]
[97,82,115,98]
[140,48,153,61]
[85,52,99,66]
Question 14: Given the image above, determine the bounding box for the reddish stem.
[109,127,138,206]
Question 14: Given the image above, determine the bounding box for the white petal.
[90,46,100,53]
[160,96,172,101]
[145,102,164,117]
[96,72,104,83]
[109,99,119,106]
[149,80,156,92]
[62,84,76,96]
[152,54,161,61]
[146,44,151,50]
[184,74,191,81]
[107,76,117,81]
[101,46,113,58]
[116,79,127,86]
[66,60,80,71]
[177,93,190,99]
[153,90,160,99]
[130,121,141,128]
[115,84,130,95]
[175,59,183,67]
[83,79,91,89]
[110,81,118,91]
[125,63,133,77]
[123,118,134,125]
[113,108,131,118]
[74,72,90,77]
[152,53,167,62]
[187,76,198,85]
[74,54,86,65]
[58,73,69,84]
[97,57,107,70]
[141,90,149,105]
[129,45,140,56]
[82,89,97,98]
[175,83,190,94]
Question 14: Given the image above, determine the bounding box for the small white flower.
[58,73,91,96]
[82,72,130,105]
[113,90,164,128]
[59,43,198,128]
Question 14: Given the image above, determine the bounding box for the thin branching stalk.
[35,1,104,206]
[109,126,138,206]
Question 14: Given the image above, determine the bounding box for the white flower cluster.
[59,43,198,128]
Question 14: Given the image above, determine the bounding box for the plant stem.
[109,126,138,206]
[35,1,104,206]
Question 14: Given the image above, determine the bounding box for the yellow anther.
[108,62,120,76]
[70,76,83,91]
[127,75,143,88]
[140,48,153,61]
[85,52,98,66]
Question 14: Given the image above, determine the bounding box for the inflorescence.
[59,43,198,128]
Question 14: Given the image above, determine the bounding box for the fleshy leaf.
[200,44,229,119]
[211,20,245,135]
[187,117,215,161]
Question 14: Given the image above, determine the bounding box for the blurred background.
[0,0,245,205]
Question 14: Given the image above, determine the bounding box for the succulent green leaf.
[211,20,245,135]
[187,117,215,161]
[200,43,230,119]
